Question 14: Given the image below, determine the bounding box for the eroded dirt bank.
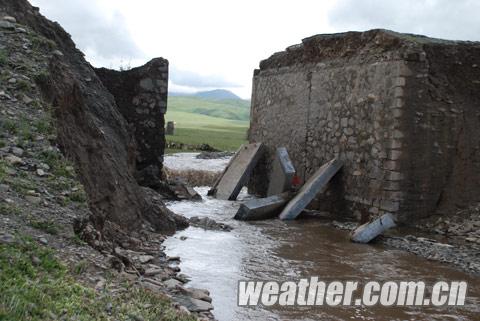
[0,1,213,319]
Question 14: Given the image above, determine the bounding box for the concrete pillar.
[350,213,397,243]
[267,147,296,196]
[166,121,175,135]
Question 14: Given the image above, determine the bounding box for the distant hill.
[169,89,244,101]
[193,89,242,100]
[167,90,250,121]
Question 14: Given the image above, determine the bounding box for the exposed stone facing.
[249,29,480,224]
[95,59,169,188]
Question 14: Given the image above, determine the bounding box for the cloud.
[328,0,480,41]
[30,0,145,66]
[170,66,242,88]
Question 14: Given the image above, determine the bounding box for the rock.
[4,167,16,175]
[25,195,41,204]
[167,256,180,262]
[4,155,23,165]
[2,16,16,23]
[0,91,12,100]
[11,147,24,156]
[22,95,33,104]
[105,302,112,313]
[0,233,15,244]
[138,255,154,264]
[8,78,17,84]
[179,287,212,303]
[144,267,164,277]
[36,168,45,177]
[51,49,64,57]
[179,236,187,241]
[39,163,50,170]
[466,237,478,243]
[38,237,48,245]
[196,151,234,159]
[31,255,41,265]
[189,216,232,231]
[16,27,27,33]
[351,213,397,243]
[0,20,14,30]
[164,278,183,289]
[177,306,191,315]
[175,274,190,283]
[175,296,214,312]
[0,184,10,192]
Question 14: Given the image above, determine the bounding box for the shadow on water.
[164,187,480,321]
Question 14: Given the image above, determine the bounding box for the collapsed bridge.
[248,29,480,223]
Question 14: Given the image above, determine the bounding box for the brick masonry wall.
[95,58,169,188]
[249,30,480,223]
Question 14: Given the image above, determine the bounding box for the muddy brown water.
[164,187,480,321]
[163,154,480,321]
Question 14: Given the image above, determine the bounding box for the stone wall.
[249,30,480,223]
[96,59,169,188]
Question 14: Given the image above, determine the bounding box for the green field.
[165,96,250,152]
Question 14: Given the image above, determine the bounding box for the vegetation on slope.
[166,96,250,152]
[0,236,195,321]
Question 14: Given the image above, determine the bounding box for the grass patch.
[168,96,250,121]
[0,160,8,183]
[29,33,56,52]
[166,127,247,152]
[39,150,74,178]
[1,118,34,141]
[73,259,89,275]
[8,177,36,195]
[1,119,18,134]
[29,219,60,235]
[0,237,196,321]
[68,188,87,204]
[15,79,30,92]
[165,108,248,151]
[33,116,55,136]
[0,49,7,65]
[0,203,21,216]
[70,234,87,246]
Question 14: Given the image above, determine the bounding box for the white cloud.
[28,0,480,99]
[329,0,480,41]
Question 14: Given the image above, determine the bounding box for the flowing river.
[164,153,480,321]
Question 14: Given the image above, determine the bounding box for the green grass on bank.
[167,96,250,121]
[165,110,249,152]
[0,236,195,321]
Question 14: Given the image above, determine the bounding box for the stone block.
[350,213,397,243]
[279,158,343,220]
[267,147,296,196]
[234,192,292,221]
[166,121,175,135]
[209,143,264,200]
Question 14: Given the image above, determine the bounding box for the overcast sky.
[29,0,480,99]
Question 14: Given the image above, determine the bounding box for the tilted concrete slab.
[267,147,296,197]
[208,143,264,200]
[279,158,343,220]
[234,192,292,221]
[350,213,397,243]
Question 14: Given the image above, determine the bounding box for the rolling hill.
[165,90,250,151]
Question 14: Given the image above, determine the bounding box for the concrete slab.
[279,158,343,220]
[267,147,296,196]
[350,213,397,243]
[234,192,292,221]
[208,143,264,200]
